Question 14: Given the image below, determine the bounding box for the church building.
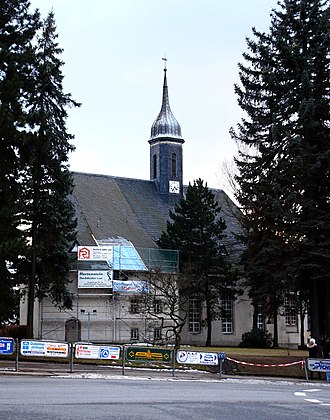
[20,65,304,348]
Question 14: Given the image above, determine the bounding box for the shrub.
[239,328,273,348]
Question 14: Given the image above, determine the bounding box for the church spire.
[149,61,183,141]
[148,61,184,196]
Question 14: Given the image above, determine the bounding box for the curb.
[1,368,329,385]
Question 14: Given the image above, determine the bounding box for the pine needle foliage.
[231,0,330,342]
[158,179,238,346]
[0,3,80,333]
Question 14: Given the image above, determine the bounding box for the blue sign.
[0,338,14,355]
[99,347,110,359]
[307,358,330,372]
[218,352,227,359]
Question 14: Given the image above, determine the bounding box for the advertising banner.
[77,246,113,261]
[75,344,120,360]
[0,337,14,355]
[307,358,330,372]
[126,347,172,363]
[176,350,219,366]
[20,340,69,358]
[112,280,148,293]
[78,270,113,288]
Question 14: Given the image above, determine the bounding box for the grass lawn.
[189,346,307,357]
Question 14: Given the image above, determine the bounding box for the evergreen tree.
[0,0,40,324]
[158,179,237,346]
[231,0,330,341]
[16,11,81,337]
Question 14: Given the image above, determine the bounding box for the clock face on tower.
[169,180,180,194]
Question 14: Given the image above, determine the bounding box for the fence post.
[304,360,309,381]
[172,350,175,377]
[122,345,125,376]
[219,357,223,380]
[218,352,226,379]
[69,343,74,373]
[15,338,19,372]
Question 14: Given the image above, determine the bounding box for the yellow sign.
[126,347,171,363]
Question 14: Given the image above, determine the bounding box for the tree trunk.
[174,329,181,351]
[299,303,305,348]
[325,280,330,338]
[309,279,320,340]
[27,220,37,339]
[273,306,278,347]
[27,167,41,339]
[252,303,258,329]
[205,299,212,346]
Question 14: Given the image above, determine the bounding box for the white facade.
[20,268,307,349]
[20,270,174,344]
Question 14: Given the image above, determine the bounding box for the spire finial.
[149,57,183,142]
[162,55,167,71]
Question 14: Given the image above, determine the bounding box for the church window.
[257,312,265,331]
[154,327,162,340]
[222,293,233,333]
[171,153,177,178]
[284,293,297,326]
[130,298,140,314]
[131,328,139,340]
[153,299,162,314]
[188,296,201,333]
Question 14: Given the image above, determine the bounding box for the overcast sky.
[29,0,276,190]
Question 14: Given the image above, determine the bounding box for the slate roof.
[72,171,243,260]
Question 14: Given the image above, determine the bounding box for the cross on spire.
[162,56,167,70]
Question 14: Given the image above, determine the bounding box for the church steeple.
[150,68,183,141]
[149,62,184,196]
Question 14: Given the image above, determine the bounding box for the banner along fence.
[0,337,315,380]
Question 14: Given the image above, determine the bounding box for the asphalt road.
[0,374,329,419]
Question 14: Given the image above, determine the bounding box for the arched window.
[171,153,177,178]
[65,318,81,342]
[153,155,157,179]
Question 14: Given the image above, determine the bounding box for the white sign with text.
[176,350,218,365]
[20,340,69,358]
[75,344,120,360]
[77,246,113,261]
[78,270,113,288]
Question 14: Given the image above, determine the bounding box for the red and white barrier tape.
[226,356,305,368]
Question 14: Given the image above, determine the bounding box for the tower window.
[171,153,177,178]
[153,155,157,179]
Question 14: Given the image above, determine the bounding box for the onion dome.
[150,69,183,142]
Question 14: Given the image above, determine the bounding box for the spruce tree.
[18,11,80,337]
[231,0,330,341]
[0,0,40,324]
[158,179,236,346]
